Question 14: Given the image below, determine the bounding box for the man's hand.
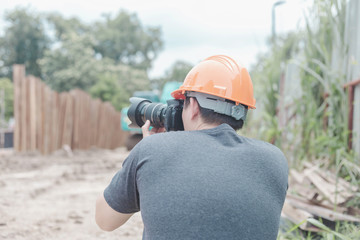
[141,120,166,138]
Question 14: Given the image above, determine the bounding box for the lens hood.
[128,97,151,128]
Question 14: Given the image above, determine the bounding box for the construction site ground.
[0,147,143,240]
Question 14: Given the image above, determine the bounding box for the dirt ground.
[0,147,144,240]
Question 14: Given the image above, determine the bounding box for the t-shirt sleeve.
[103,146,141,214]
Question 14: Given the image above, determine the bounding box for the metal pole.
[272,1,286,41]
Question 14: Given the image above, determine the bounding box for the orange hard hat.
[171,55,256,109]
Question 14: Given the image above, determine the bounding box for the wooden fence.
[13,65,129,154]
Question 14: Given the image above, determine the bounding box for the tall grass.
[250,0,358,173]
[249,0,360,238]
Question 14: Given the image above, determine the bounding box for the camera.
[127,97,184,132]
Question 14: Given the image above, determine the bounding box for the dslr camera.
[127,97,184,132]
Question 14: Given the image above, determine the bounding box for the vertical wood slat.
[58,92,66,148]
[13,65,24,152]
[28,76,37,151]
[52,92,59,152]
[13,65,128,154]
[62,93,74,147]
[77,90,82,149]
[71,89,79,150]
[96,100,102,147]
[86,94,92,149]
[21,70,27,151]
[43,86,49,155]
[90,99,100,147]
[36,80,43,153]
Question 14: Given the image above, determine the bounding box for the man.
[96,55,288,239]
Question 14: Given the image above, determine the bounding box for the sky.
[0,0,310,78]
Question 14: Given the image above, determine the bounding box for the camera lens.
[127,97,166,128]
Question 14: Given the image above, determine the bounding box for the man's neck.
[186,119,220,131]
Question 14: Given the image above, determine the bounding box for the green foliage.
[249,0,355,167]
[89,64,150,110]
[45,12,90,41]
[0,78,13,120]
[89,73,128,111]
[39,33,100,92]
[251,0,360,237]
[0,8,163,110]
[250,32,301,145]
[152,60,193,91]
[0,8,49,78]
[92,10,163,70]
[291,0,350,166]
[277,218,360,240]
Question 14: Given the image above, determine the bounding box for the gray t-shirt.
[104,124,288,240]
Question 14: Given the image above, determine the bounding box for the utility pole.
[272,0,286,42]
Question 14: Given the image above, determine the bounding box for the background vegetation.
[248,0,360,238]
[0,7,192,117]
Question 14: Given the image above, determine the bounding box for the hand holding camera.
[141,120,166,138]
[127,97,184,132]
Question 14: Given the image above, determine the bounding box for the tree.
[0,8,49,78]
[89,73,128,111]
[39,33,100,92]
[92,10,163,70]
[45,13,90,42]
[40,32,150,109]
[151,60,193,91]
[0,78,14,120]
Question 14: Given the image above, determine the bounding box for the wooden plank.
[304,161,358,192]
[84,93,89,149]
[77,91,83,149]
[91,99,101,147]
[51,91,60,152]
[43,86,52,155]
[97,103,105,148]
[98,104,105,148]
[62,93,74,147]
[26,76,32,152]
[80,92,86,149]
[39,81,45,154]
[286,194,348,213]
[80,91,88,149]
[104,103,113,148]
[304,168,347,204]
[287,197,360,222]
[71,89,80,149]
[20,71,28,151]
[290,183,319,201]
[315,167,358,193]
[12,65,24,152]
[58,92,67,148]
[290,169,305,183]
[28,76,37,152]
[80,90,87,149]
[85,93,92,149]
[281,199,316,231]
[115,112,122,148]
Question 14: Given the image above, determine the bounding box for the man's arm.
[95,193,134,231]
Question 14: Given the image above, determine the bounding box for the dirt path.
[0,148,143,240]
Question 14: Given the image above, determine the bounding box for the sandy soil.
[0,147,143,240]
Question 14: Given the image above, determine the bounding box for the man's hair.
[184,96,245,130]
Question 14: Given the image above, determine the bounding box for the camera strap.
[185,92,248,121]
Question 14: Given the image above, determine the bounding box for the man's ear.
[190,98,200,120]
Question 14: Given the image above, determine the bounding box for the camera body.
[127,97,184,132]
